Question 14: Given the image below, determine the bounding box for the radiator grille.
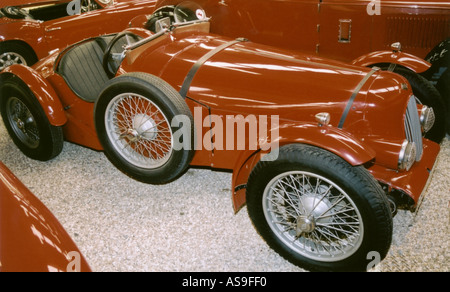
[386,16,450,50]
[404,96,423,161]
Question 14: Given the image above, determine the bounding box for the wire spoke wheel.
[5,96,40,149]
[263,171,364,262]
[105,93,173,169]
[95,73,194,184]
[0,52,26,71]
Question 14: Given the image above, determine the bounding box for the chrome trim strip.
[338,67,380,129]
[179,38,247,98]
[125,28,170,51]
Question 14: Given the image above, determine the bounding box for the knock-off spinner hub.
[295,193,333,236]
[121,114,157,142]
[296,215,316,235]
[133,114,157,140]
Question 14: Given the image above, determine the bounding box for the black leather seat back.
[59,40,109,103]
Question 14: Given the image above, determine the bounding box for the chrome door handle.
[45,27,62,32]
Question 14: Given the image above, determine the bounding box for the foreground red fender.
[0,161,91,272]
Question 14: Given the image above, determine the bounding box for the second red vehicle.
[0,0,158,69]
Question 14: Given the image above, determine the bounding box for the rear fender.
[352,50,431,74]
[231,123,376,212]
[0,65,67,126]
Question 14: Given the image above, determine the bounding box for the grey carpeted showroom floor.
[0,119,448,272]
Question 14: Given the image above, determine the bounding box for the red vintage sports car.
[154,0,450,141]
[0,161,91,272]
[0,2,440,271]
[0,0,158,70]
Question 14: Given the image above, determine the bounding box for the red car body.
[0,161,91,272]
[0,2,441,271]
[0,0,158,69]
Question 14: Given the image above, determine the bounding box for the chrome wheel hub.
[120,128,140,142]
[132,113,157,140]
[296,187,336,236]
[6,97,39,149]
[16,118,25,130]
[296,215,315,235]
[120,114,157,143]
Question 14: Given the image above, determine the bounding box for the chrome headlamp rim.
[398,140,417,171]
[419,105,435,133]
[315,112,330,127]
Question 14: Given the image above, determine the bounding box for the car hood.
[0,161,91,272]
[122,31,411,139]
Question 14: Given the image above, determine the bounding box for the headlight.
[398,140,417,171]
[419,106,435,133]
[315,112,330,127]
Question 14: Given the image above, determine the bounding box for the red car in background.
[0,161,91,272]
[0,0,157,70]
[155,0,450,137]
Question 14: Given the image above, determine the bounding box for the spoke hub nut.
[16,118,25,130]
[296,215,316,235]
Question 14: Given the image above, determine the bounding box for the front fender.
[0,65,67,126]
[351,50,431,74]
[231,123,376,212]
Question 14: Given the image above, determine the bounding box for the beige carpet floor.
[1,120,448,272]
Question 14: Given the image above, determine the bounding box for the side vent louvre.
[386,16,450,50]
[404,96,423,161]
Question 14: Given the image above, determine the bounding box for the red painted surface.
[0,161,91,272]
[156,0,449,65]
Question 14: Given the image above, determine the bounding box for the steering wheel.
[81,0,98,13]
[1,6,33,19]
[144,6,176,33]
[102,31,140,78]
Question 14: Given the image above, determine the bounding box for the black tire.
[392,67,446,143]
[0,76,64,161]
[423,38,449,85]
[246,144,393,272]
[436,70,450,135]
[94,72,195,184]
[0,42,38,71]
